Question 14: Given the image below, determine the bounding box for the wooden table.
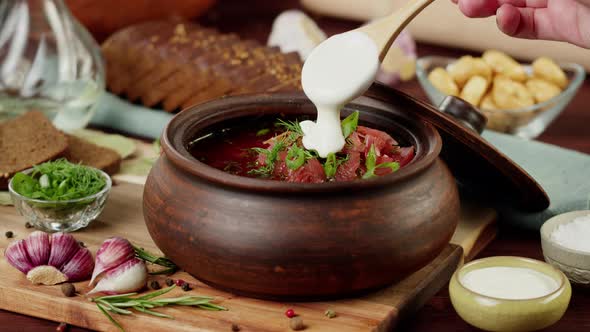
[2,2,590,330]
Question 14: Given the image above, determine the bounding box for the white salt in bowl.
[541,210,590,287]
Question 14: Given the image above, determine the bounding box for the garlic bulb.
[267,10,327,60]
[376,29,417,86]
[88,258,147,295]
[5,231,94,285]
[90,236,134,286]
[88,237,148,295]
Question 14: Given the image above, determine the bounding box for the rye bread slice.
[0,111,68,189]
[63,135,122,176]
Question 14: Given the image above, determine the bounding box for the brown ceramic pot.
[143,92,460,300]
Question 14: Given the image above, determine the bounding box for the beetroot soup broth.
[187,112,415,183]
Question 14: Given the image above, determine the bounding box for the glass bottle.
[0,0,105,131]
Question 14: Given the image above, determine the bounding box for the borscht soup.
[188,111,415,183]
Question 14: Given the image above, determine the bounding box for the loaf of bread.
[102,20,303,112]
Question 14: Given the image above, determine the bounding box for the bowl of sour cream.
[541,210,590,286]
[449,256,571,332]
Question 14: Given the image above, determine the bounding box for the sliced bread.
[0,111,68,189]
[63,135,122,176]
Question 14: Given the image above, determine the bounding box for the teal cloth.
[91,93,590,230]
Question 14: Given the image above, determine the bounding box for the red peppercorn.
[175,279,185,287]
[285,308,296,318]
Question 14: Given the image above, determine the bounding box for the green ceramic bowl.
[449,256,571,332]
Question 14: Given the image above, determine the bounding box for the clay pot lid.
[364,83,549,212]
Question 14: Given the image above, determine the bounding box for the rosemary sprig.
[91,285,227,332]
[133,246,178,275]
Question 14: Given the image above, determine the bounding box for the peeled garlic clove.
[48,233,80,268]
[88,258,147,295]
[5,240,33,274]
[26,265,68,285]
[90,237,135,286]
[25,231,50,266]
[61,247,94,282]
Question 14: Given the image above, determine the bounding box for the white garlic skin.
[88,258,147,295]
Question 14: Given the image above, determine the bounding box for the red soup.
[188,112,415,183]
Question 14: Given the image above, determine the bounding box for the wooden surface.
[0,181,463,332]
[2,1,589,330]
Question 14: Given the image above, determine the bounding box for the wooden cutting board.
[0,181,478,332]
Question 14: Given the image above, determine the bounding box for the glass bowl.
[541,210,590,287]
[449,256,571,331]
[8,167,112,233]
[416,56,586,139]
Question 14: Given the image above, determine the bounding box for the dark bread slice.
[63,135,121,176]
[0,111,68,189]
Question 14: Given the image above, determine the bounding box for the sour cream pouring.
[300,31,379,157]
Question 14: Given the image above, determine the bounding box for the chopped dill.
[11,159,106,201]
[275,119,303,136]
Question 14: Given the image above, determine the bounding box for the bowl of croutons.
[416,51,585,138]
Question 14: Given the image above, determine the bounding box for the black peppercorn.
[165,278,174,286]
[24,222,33,229]
[231,323,240,332]
[181,282,191,291]
[149,280,161,290]
[78,241,86,248]
[61,283,76,297]
[290,316,305,331]
[5,231,13,239]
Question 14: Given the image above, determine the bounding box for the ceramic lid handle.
[438,96,488,135]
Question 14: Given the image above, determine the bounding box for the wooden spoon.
[356,0,435,61]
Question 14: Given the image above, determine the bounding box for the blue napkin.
[91,93,590,230]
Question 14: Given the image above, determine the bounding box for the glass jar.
[0,0,105,131]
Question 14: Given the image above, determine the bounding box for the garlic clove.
[5,240,33,274]
[87,258,147,295]
[24,231,50,266]
[48,233,80,269]
[26,265,68,285]
[89,237,134,286]
[61,247,94,282]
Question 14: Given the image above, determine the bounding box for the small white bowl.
[541,210,590,287]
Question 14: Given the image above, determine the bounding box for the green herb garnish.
[248,140,286,177]
[286,145,306,170]
[133,246,179,275]
[275,119,303,136]
[323,153,338,178]
[362,145,400,179]
[11,159,106,201]
[256,128,270,136]
[341,111,359,139]
[92,285,227,332]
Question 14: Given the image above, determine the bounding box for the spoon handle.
[357,0,435,61]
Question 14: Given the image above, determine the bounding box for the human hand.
[451,0,590,48]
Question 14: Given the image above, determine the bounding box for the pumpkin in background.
[66,0,217,42]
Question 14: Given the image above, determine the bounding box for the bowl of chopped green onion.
[8,159,112,232]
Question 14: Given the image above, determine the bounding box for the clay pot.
[143,92,460,300]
